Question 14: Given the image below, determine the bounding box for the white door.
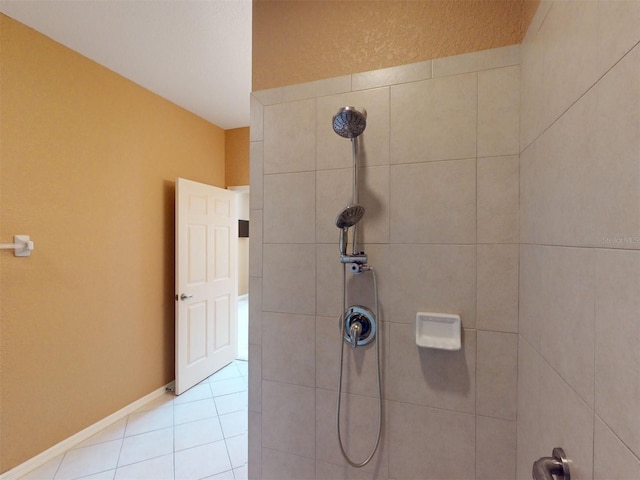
[175,178,238,395]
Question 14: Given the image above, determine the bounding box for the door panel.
[175,178,238,395]
[214,295,231,350]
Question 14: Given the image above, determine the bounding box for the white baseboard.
[0,381,175,480]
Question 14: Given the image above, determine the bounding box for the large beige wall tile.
[248,411,261,480]
[520,20,545,149]
[249,209,263,278]
[316,316,388,399]
[520,89,598,247]
[250,95,264,142]
[316,167,390,245]
[519,337,594,479]
[316,243,343,318]
[344,244,391,314]
[353,60,431,91]
[594,45,640,250]
[316,168,353,244]
[315,316,342,391]
[261,380,315,459]
[516,338,542,480]
[390,73,477,163]
[282,75,351,103]
[317,88,390,170]
[526,246,595,407]
[357,166,390,245]
[315,389,387,474]
[263,244,315,315]
[476,331,517,420]
[250,141,264,210]
[540,0,599,132]
[477,244,518,333]
[597,0,640,74]
[262,312,315,388]
[387,324,476,414]
[316,459,389,480]
[388,401,475,480]
[261,448,315,480]
[248,276,262,346]
[538,360,594,480]
[252,87,284,106]
[478,66,520,157]
[390,160,476,244]
[263,172,315,243]
[248,343,262,413]
[477,155,519,244]
[518,142,537,245]
[264,98,316,174]
[595,249,640,457]
[432,44,520,78]
[476,416,516,480]
[387,244,476,327]
[594,416,640,480]
[317,243,391,320]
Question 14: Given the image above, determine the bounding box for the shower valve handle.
[349,321,362,349]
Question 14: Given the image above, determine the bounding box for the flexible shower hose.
[336,264,382,468]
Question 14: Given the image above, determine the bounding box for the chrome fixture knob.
[532,448,570,480]
[179,293,193,301]
[343,305,376,348]
[349,321,362,349]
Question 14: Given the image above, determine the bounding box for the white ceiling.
[0,0,252,130]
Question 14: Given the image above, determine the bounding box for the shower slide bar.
[0,235,35,257]
[532,448,570,480]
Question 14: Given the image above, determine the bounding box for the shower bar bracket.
[340,253,368,265]
[0,235,35,257]
[532,447,570,480]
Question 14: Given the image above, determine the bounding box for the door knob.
[179,293,193,301]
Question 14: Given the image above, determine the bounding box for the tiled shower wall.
[517,2,640,479]
[248,45,520,479]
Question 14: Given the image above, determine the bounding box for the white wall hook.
[0,235,35,257]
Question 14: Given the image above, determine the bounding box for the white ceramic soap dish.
[415,312,461,350]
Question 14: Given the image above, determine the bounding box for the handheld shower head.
[336,205,365,256]
[332,107,367,139]
[336,204,365,229]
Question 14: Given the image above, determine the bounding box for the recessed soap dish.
[415,312,461,350]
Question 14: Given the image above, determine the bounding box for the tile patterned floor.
[20,361,248,480]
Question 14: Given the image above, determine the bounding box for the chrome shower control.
[349,321,362,348]
[532,448,570,480]
[343,305,376,348]
[340,253,368,264]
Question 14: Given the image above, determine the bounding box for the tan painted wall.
[0,15,225,472]
[225,127,250,187]
[253,0,540,91]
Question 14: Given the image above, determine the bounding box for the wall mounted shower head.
[336,205,365,256]
[332,106,367,139]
